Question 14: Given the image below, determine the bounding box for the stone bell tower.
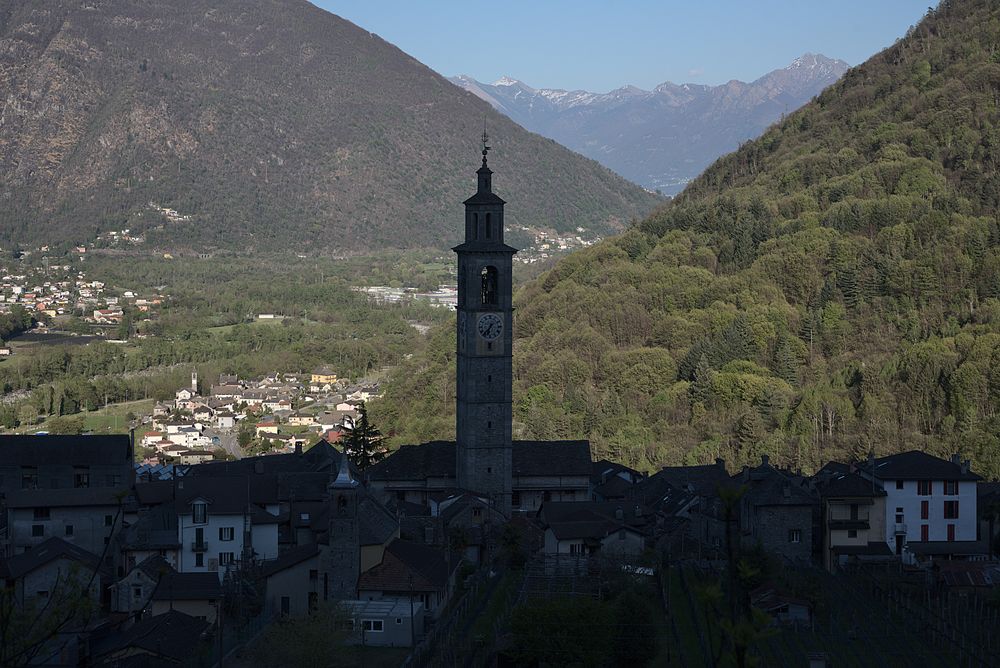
[454,131,517,516]
[321,456,360,601]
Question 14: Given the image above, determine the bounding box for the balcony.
[191,540,209,552]
[893,523,907,535]
[829,519,870,531]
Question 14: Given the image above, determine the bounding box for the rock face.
[450,54,848,194]
[0,0,659,251]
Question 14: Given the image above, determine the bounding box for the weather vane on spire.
[481,118,491,165]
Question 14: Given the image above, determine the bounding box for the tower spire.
[481,119,491,168]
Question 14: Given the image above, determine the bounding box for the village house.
[857,451,983,562]
[813,464,893,571]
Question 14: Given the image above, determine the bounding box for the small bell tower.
[321,456,361,601]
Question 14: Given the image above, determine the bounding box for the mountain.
[373,0,1000,482]
[449,54,848,195]
[0,0,658,252]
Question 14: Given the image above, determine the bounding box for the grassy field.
[18,399,154,435]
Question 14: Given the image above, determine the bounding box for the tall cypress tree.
[343,403,386,471]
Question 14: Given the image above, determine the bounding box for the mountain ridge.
[0,0,659,252]
[449,54,849,194]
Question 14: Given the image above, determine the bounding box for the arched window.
[485,213,492,239]
[481,266,498,305]
[472,212,478,240]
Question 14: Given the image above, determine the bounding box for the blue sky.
[313,1,932,92]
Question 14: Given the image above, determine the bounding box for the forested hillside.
[0,0,657,252]
[372,0,1000,480]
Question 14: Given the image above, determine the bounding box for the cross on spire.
[481,120,491,167]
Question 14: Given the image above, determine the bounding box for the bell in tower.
[453,131,517,516]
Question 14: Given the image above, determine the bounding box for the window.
[944,501,959,519]
[192,502,207,524]
[300,512,310,522]
[849,504,859,520]
[36,590,49,599]
[569,543,580,555]
[219,552,235,566]
[308,592,318,612]
[106,474,122,487]
[195,553,204,567]
[472,508,482,518]
[133,586,142,599]
[480,266,498,305]
[219,527,235,541]
[848,530,858,538]
[511,491,521,508]
[943,481,958,495]
[921,501,929,520]
[309,569,318,580]
[21,469,38,489]
[788,529,802,544]
[920,524,929,541]
[917,480,932,495]
[33,508,50,521]
[31,525,44,537]
[65,525,74,537]
[396,617,402,625]
[895,480,904,490]
[362,619,384,632]
[947,524,956,542]
[104,515,113,527]
[74,471,90,488]
[895,507,904,523]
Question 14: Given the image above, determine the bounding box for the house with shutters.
[171,476,280,579]
[857,451,983,562]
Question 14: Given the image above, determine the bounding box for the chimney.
[715,458,726,471]
[849,461,857,473]
[951,453,961,466]
[614,507,624,521]
[761,454,769,467]
[295,441,302,456]
[742,466,750,483]
[961,460,970,474]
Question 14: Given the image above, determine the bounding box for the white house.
[173,477,281,580]
[859,451,982,560]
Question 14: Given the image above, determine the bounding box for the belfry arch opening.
[485,213,492,239]
[481,266,498,305]
[472,212,479,239]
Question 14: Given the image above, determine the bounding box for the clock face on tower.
[477,313,503,340]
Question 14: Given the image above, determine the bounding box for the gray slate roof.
[367,440,592,481]
[151,571,222,601]
[862,451,982,482]
[0,537,106,579]
[0,434,132,466]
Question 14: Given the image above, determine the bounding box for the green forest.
[371,0,1000,481]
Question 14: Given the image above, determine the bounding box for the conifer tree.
[690,354,714,406]
[343,403,386,471]
[773,336,801,386]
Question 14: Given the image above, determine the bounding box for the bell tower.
[454,132,516,516]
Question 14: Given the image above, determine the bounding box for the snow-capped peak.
[493,75,521,87]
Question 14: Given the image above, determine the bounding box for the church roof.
[451,241,518,253]
[367,440,592,481]
[463,191,506,206]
